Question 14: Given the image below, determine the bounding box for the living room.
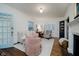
[0,3,79,56]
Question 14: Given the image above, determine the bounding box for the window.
[0,13,13,49]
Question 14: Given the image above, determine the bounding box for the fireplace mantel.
[73,32,79,36]
[73,34,79,55]
[68,15,79,26]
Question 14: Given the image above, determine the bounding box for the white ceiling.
[6,3,70,18]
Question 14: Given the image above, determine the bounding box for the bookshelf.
[59,21,65,38]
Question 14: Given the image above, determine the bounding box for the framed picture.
[28,21,34,31]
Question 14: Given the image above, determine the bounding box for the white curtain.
[0,13,13,49]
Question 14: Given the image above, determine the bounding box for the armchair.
[43,30,52,39]
[24,32,41,56]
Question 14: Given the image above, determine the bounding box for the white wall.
[64,3,76,54]
[0,4,35,43]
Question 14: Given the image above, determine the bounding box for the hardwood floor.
[50,38,63,56]
[0,38,68,56]
[0,47,27,56]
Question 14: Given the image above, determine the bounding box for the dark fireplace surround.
[73,34,79,56]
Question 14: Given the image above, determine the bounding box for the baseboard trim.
[14,42,23,45]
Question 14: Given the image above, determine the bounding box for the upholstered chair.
[24,31,41,56]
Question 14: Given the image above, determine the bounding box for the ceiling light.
[40,8,43,13]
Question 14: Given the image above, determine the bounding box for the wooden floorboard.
[0,47,27,56]
[50,38,63,56]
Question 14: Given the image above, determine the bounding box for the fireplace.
[73,34,79,56]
